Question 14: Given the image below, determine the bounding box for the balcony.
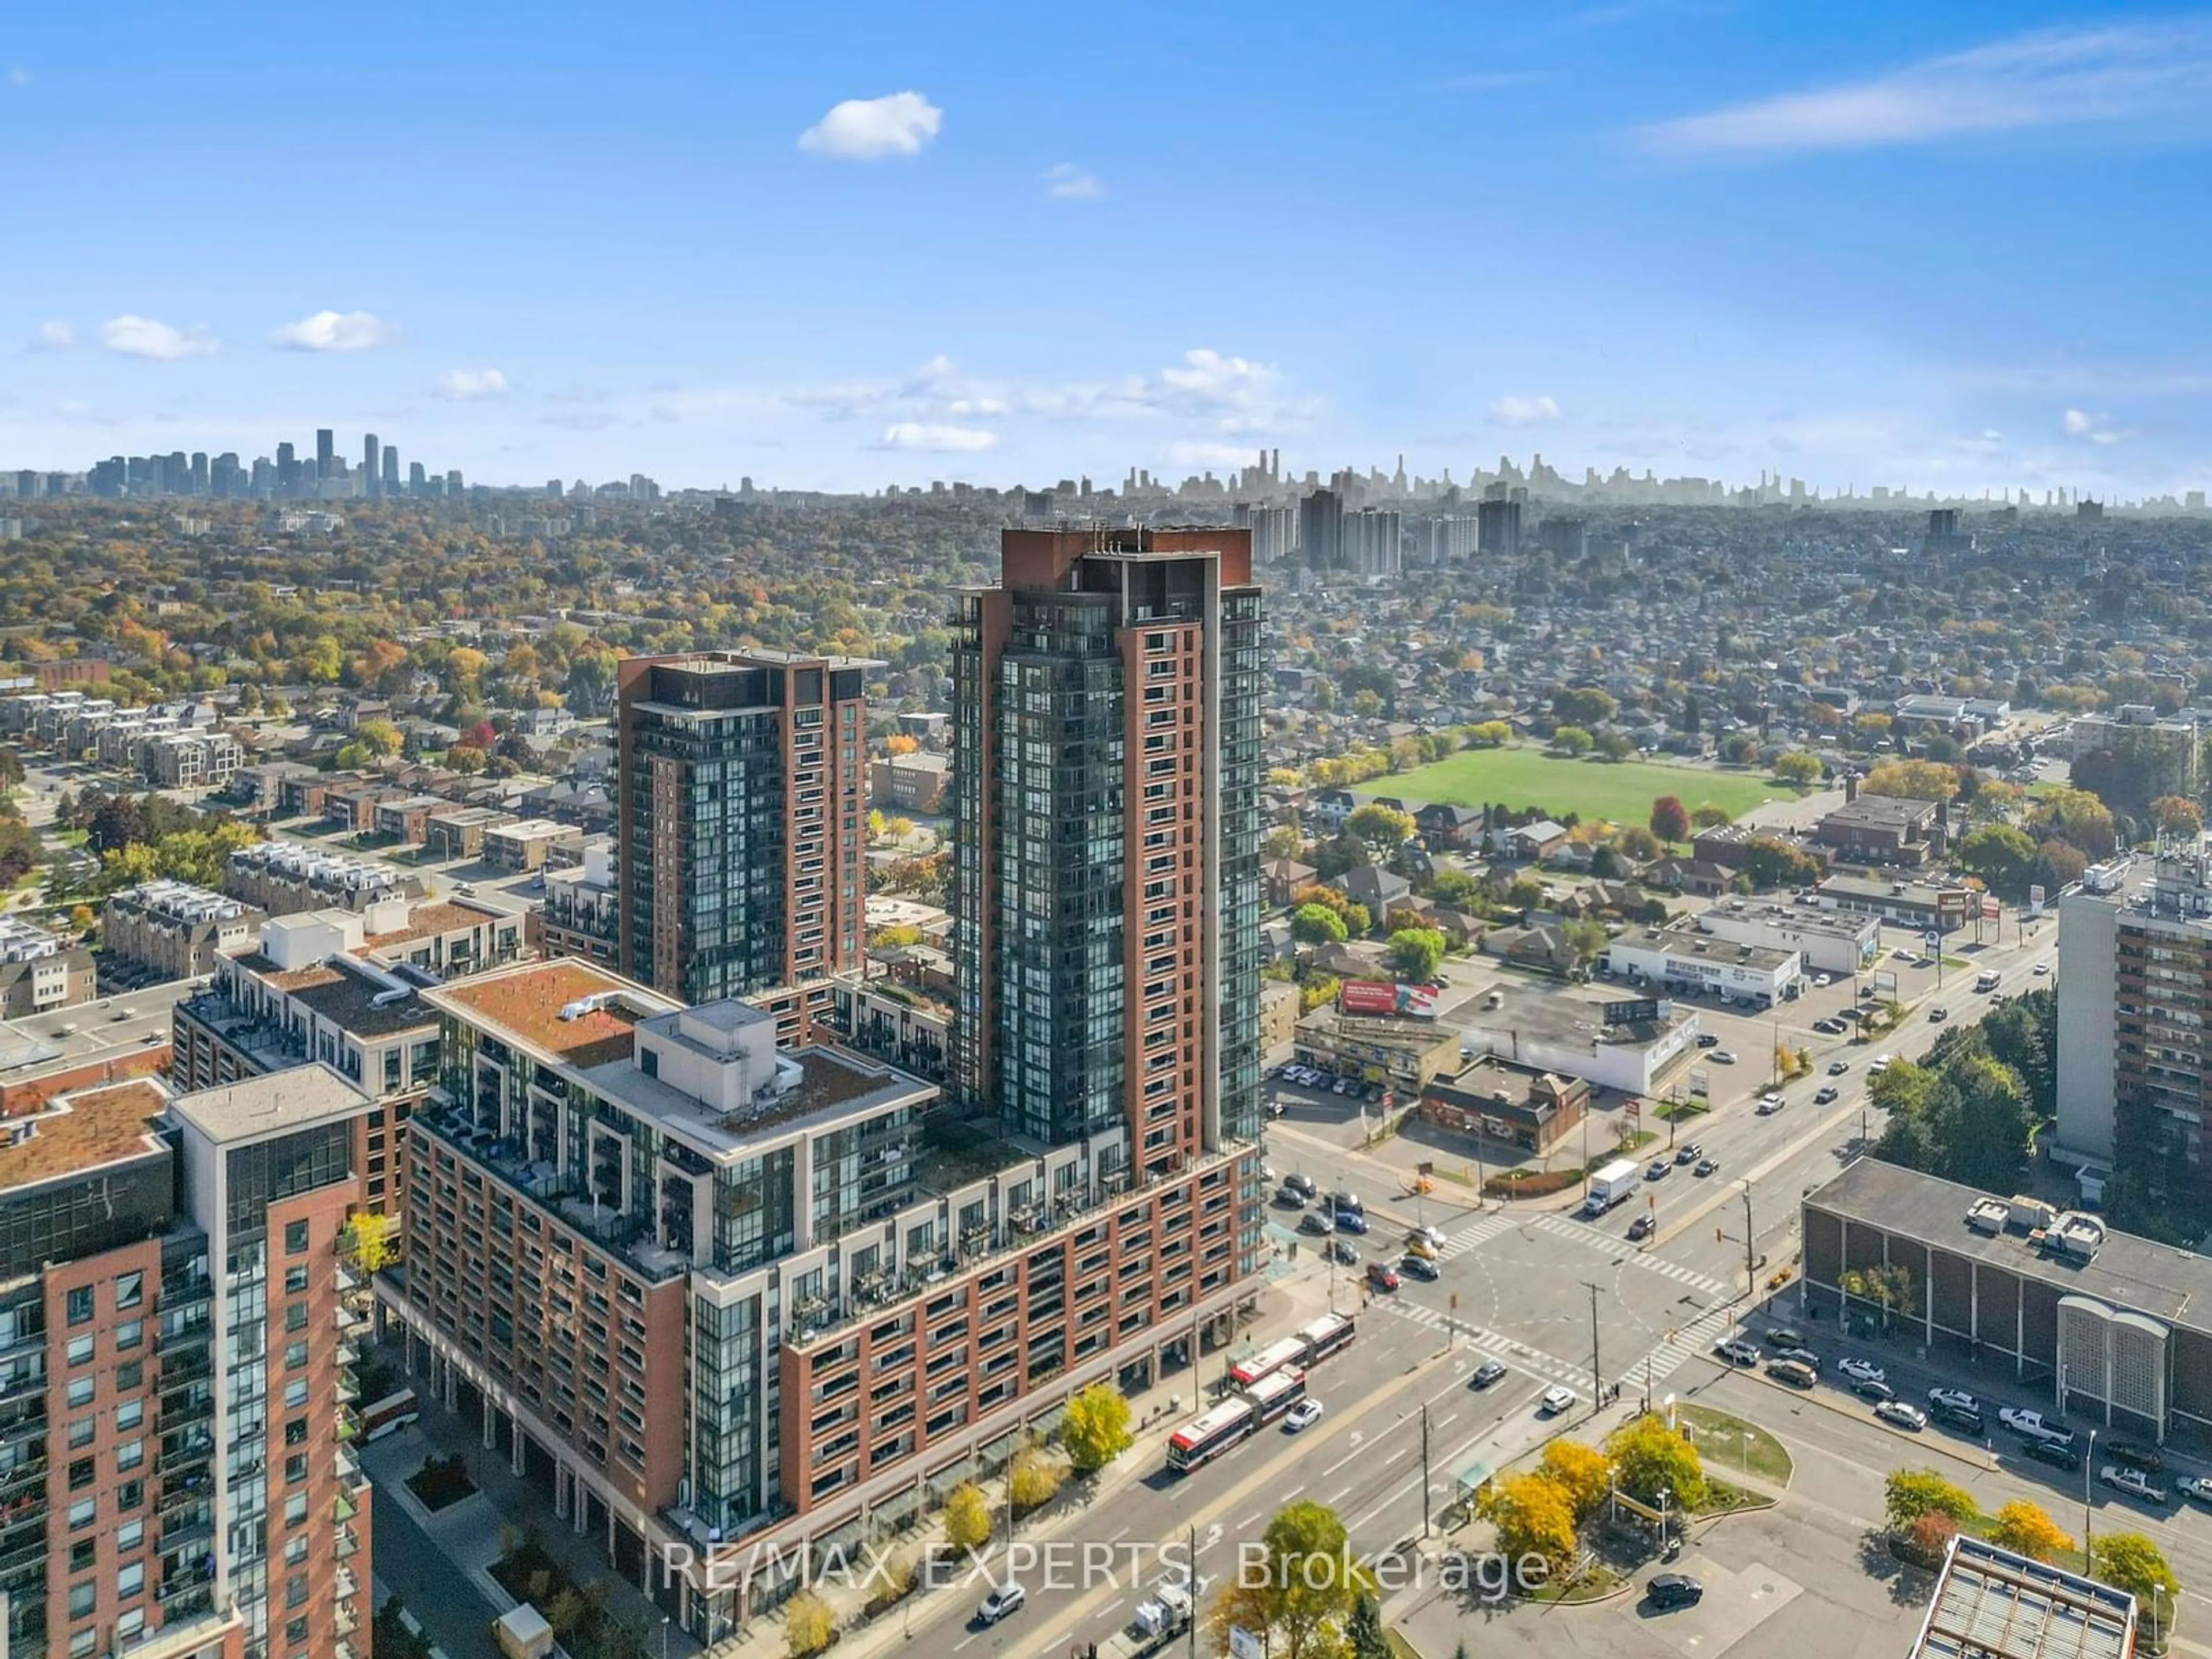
[157,1435,215,1478]
[335,1304,369,1341]
[157,1393,214,1436]
[0,1536,46,1580]
[159,1513,214,1555]
[158,1315,213,1355]
[160,1347,213,1388]
[336,1604,358,1639]
[335,1407,361,1443]
[160,1586,214,1620]
[335,1446,363,1486]
[334,1487,359,1524]
[336,1641,358,1659]
[0,1454,47,1497]
[335,1524,360,1560]
[336,1565,358,1601]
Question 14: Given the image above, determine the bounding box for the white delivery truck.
[1582,1159,1640,1217]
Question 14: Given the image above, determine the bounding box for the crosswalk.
[1367,1297,1597,1393]
[1429,1207,1732,1301]
[1635,1301,1741,1389]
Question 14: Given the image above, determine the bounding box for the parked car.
[2177,1475,2212,1508]
[1838,1358,1886,1386]
[1539,1385,1577,1415]
[1928,1388,1979,1414]
[1696,1033,1721,1048]
[1646,1574,1704,1610]
[1812,1018,1847,1035]
[1285,1399,1325,1432]
[975,1584,1027,1626]
[1627,1213,1655,1242]
[1366,1262,1399,1292]
[1767,1359,1817,1389]
[1933,1403,1986,1435]
[1469,1359,1508,1389]
[2022,1438,2081,1473]
[1774,1348,1820,1371]
[2106,1441,2164,1474]
[1764,1327,1806,1350]
[1715,1340,1760,1368]
[1853,1378,1895,1402]
[1999,1407,2073,1447]
[2101,1465,2168,1505]
[1812,973,1832,988]
[1694,1157,1720,1176]
[1875,1400,1929,1431]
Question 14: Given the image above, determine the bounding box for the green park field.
[1385,745,1797,827]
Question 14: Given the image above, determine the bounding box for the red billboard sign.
[1339,980,1439,1018]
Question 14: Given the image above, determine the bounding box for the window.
[284,1417,308,1446]
[285,1340,308,1370]
[66,1286,93,1325]
[115,1438,143,1473]
[69,1456,94,1490]
[67,1498,95,1529]
[116,1520,142,1551]
[284,1265,309,1294]
[117,1562,144,1600]
[285,1220,309,1255]
[286,1453,307,1484]
[116,1319,142,1351]
[286,1618,310,1645]
[117,1480,142,1512]
[66,1335,94,1366]
[115,1271,143,1310]
[285,1302,308,1333]
[115,1398,143,1431]
[68,1416,94,1449]
[284,1378,308,1408]
[286,1573,309,1609]
[66,1377,94,1407]
[70,1538,96,1571]
[69,1582,95,1619]
[284,1536,308,1566]
[116,1360,142,1391]
[69,1631,96,1659]
[283,1493,308,1527]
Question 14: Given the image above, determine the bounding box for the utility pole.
[1420,1403,1433,1539]
[1581,1281,1604,1409]
[1741,1181,1756,1293]
[1187,1522,1199,1659]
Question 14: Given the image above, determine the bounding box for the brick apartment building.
[0,915,97,1017]
[101,880,263,987]
[0,1065,374,1659]
[536,844,619,969]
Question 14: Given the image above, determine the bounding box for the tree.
[1007,1444,1064,1512]
[1593,730,1635,761]
[2032,838,2088,891]
[88,793,146,854]
[1861,760,1962,802]
[1605,1413,1706,1510]
[1649,796,1691,844]
[781,1589,835,1658]
[1387,927,1446,982]
[1292,903,1350,947]
[1554,687,1618,726]
[0,749,22,790]
[1737,835,1824,890]
[1264,824,1307,861]
[1479,1473,1578,1578]
[1908,1511,1961,1561]
[1344,1594,1390,1659]
[941,1480,992,1552]
[343,1212,402,1274]
[2089,1533,2180,1622]
[1614,824,1663,863]
[2152,794,2204,836]
[1690,803,1733,830]
[1718,733,1760,765]
[1538,1439,1613,1524]
[355,717,404,759]
[1839,1264,1917,1334]
[1345,804,1416,863]
[1206,1501,1374,1659]
[1466,719,1512,748]
[1883,1468,1977,1533]
[1957,824,2036,900]
[1551,725,1593,756]
[1059,1382,1134,1474]
[1988,1500,2073,1563]
[2027,786,2117,860]
[1772,751,1823,787]
[1560,918,1609,964]
[446,744,487,774]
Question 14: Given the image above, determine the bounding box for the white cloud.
[27,321,73,351]
[1488,394,1562,426]
[268,309,402,351]
[5,68,28,88]
[939,397,1009,418]
[436,368,509,400]
[2062,407,2133,445]
[1635,22,2212,161]
[876,422,997,453]
[1953,429,2006,452]
[100,316,218,361]
[798,92,942,161]
[1045,163,1102,200]
[1166,442,1258,468]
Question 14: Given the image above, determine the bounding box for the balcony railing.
[160,1347,213,1388]
[0,1455,45,1497]
[158,1315,213,1354]
[157,1435,214,1478]
[335,1525,359,1560]
[0,1537,47,1580]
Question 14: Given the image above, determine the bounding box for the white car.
[1709,1050,1738,1065]
[1812,973,1832,987]
[1999,1407,2073,1446]
[2101,1465,2168,1505]
[1838,1357,1886,1386]
[1285,1399,1325,1431]
[1539,1385,1577,1415]
[976,1584,1027,1625]
[2033,962,2052,975]
[1928,1388,1980,1414]
[1874,1400,1928,1431]
[2177,1475,2212,1508]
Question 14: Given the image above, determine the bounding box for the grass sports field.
[1384,745,1797,825]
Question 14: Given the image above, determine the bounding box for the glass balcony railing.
[335,1525,359,1560]
[158,1316,213,1354]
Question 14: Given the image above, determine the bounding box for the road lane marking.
[1236,1512,1261,1528]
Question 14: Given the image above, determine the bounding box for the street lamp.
[2083,1427,2097,1557]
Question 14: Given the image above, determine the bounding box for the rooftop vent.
[559,993,618,1022]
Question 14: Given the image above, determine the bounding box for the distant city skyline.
[5,1,2210,497]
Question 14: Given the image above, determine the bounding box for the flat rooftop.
[580,1043,932,1160]
[363,899,503,952]
[1698,901,1877,940]
[170,1065,370,1147]
[1826,794,1939,826]
[427,959,679,1071]
[0,1078,171,1195]
[1806,1158,2212,1332]
[1910,1536,2135,1659]
[1639,922,1798,971]
[286,962,440,1037]
[1462,985,1692,1048]
[1818,874,1964,903]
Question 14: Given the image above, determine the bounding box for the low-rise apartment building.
[225,843,426,919]
[536,844,618,969]
[0,915,96,1017]
[380,959,1257,1645]
[141,730,244,791]
[423,808,514,862]
[101,880,264,986]
[484,820,581,872]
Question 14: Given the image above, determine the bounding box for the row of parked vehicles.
[1718,1325,2212,1509]
[1276,1063,1391,1103]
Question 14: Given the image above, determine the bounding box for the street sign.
[1922,930,1941,952]
[1230,1628,1265,1659]
[2028,884,2046,916]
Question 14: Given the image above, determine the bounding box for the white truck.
[1582,1159,1640,1218]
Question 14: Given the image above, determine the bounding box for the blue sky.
[5,0,2210,497]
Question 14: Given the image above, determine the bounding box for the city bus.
[359,1388,421,1443]
[1296,1312,1356,1366]
[1239,1365,1308,1426]
[1166,1399,1256,1474]
[1229,1338,1309,1391]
